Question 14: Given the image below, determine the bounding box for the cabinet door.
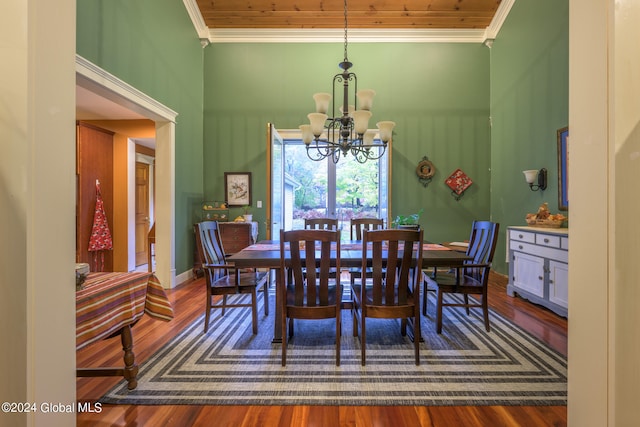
[513,251,545,298]
[548,260,569,308]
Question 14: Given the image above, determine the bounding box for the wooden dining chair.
[349,218,385,286]
[195,221,269,334]
[350,218,384,240]
[303,217,340,279]
[351,228,424,366]
[280,228,342,366]
[423,220,500,333]
[304,217,338,230]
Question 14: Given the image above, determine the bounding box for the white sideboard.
[506,226,568,317]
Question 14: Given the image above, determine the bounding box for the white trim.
[76,55,178,122]
[485,0,516,41]
[76,55,178,288]
[182,0,209,39]
[175,269,194,286]
[207,28,488,44]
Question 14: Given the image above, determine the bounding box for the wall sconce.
[523,168,547,191]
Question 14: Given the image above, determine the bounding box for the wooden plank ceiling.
[195,0,503,30]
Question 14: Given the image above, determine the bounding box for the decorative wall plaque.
[445,168,473,201]
[416,156,436,187]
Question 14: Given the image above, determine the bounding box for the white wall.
[569,0,640,425]
[0,0,76,426]
[611,0,640,424]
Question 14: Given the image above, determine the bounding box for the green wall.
[490,0,569,273]
[76,0,205,273]
[74,0,568,277]
[203,43,491,246]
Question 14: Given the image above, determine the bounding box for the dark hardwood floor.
[76,272,568,426]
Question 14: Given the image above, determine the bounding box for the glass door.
[268,125,391,238]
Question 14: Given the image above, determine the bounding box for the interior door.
[267,123,283,239]
[135,162,151,266]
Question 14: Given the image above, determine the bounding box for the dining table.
[76,271,174,389]
[227,240,472,343]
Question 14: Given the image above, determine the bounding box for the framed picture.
[557,127,569,211]
[224,172,252,207]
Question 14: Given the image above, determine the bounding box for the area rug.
[100,290,567,406]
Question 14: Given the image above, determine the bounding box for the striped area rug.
[100,290,566,406]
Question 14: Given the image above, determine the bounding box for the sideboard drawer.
[509,229,536,243]
[536,233,560,248]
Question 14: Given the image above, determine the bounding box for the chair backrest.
[464,221,500,282]
[195,221,228,283]
[361,228,423,307]
[350,218,384,240]
[280,229,341,307]
[304,218,338,231]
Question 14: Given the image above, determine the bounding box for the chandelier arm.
[351,144,387,162]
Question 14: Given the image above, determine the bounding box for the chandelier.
[299,0,395,164]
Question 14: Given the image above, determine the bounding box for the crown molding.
[485,0,515,41]
[183,0,515,45]
[182,0,209,39]
[207,28,488,44]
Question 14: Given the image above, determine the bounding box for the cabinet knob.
[549,279,554,284]
[544,238,550,243]
[519,245,523,250]
[519,234,523,238]
[538,276,544,281]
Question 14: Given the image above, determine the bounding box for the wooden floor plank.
[77,272,567,427]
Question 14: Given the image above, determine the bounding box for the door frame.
[76,55,178,288]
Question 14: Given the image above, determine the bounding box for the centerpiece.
[525,202,566,228]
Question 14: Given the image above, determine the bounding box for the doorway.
[76,55,178,288]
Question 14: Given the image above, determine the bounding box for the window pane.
[284,143,328,230]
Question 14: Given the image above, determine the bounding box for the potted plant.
[242,205,253,222]
[392,208,423,230]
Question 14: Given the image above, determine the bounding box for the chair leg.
[436,290,444,334]
[251,288,258,334]
[422,281,428,316]
[352,303,359,337]
[204,292,212,333]
[263,280,269,316]
[221,295,227,316]
[335,312,341,367]
[482,296,490,332]
[464,294,470,315]
[413,314,420,366]
[281,315,287,367]
[360,316,367,366]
